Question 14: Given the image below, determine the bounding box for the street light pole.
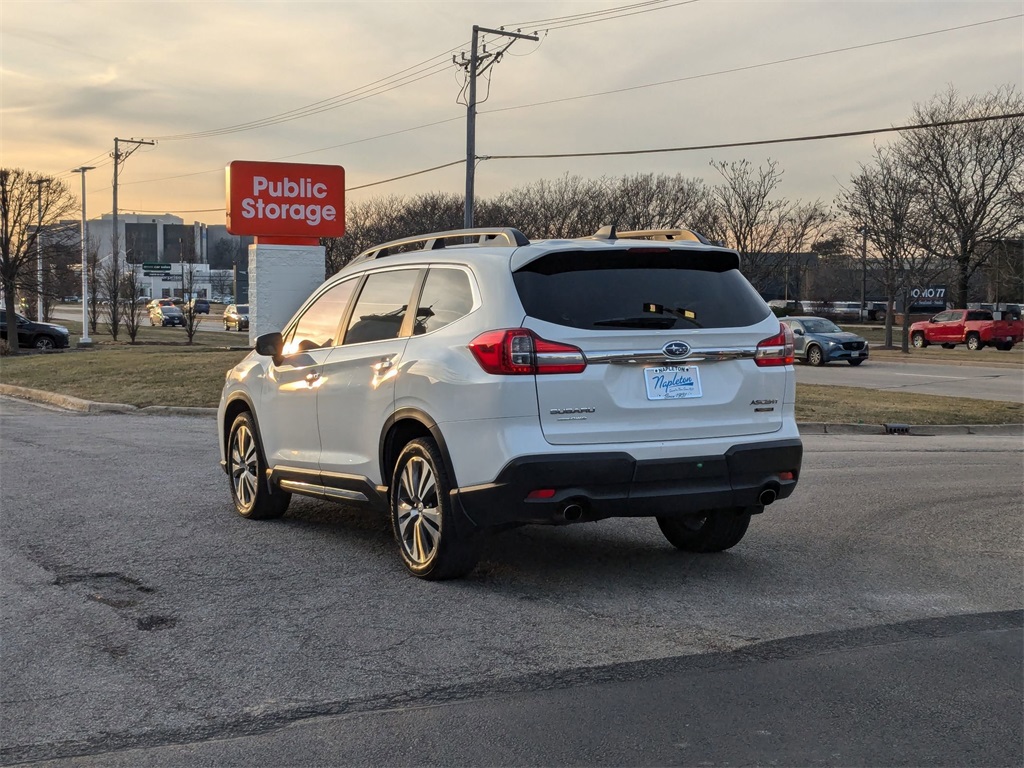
[72,166,95,346]
[858,226,869,321]
[29,177,47,322]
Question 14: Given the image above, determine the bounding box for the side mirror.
[255,332,283,364]
[792,327,804,336]
[928,318,937,323]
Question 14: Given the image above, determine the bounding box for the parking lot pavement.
[1,400,1022,764]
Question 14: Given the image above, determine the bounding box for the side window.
[283,279,357,355]
[343,269,420,345]
[413,268,474,335]
[933,312,952,323]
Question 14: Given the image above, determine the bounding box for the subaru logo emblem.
[663,341,690,358]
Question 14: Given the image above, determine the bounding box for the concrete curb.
[1,384,1021,434]
[0,384,213,417]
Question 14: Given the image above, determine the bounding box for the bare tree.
[100,259,124,341]
[0,168,77,353]
[708,158,831,293]
[120,266,145,343]
[897,85,1024,307]
[179,237,202,344]
[86,235,102,335]
[840,145,947,351]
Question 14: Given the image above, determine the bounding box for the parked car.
[186,298,211,315]
[910,309,1022,351]
[0,310,70,350]
[149,304,185,327]
[217,226,802,580]
[780,316,869,366]
[223,304,249,332]
[62,295,80,303]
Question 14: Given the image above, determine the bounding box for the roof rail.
[352,227,530,264]
[617,228,711,245]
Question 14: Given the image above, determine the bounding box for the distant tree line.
[3,86,1020,355]
[326,85,1022,351]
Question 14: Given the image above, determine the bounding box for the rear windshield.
[236,305,249,314]
[513,249,770,330]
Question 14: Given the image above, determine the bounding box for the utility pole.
[457,25,538,229]
[29,177,47,321]
[111,137,155,269]
[71,166,95,346]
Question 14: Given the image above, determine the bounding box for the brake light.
[469,329,587,375]
[755,323,795,367]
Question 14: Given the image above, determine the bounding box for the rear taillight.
[469,329,587,375]
[755,323,795,367]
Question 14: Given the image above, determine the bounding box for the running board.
[278,479,369,503]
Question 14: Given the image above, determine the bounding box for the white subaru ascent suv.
[217,226,801,579]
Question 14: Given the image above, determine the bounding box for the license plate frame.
[644,365,702,400]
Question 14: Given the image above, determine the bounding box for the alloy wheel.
[230,424,259,510]
[396,456,442,565]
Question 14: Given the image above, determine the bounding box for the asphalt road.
[1,399,1021,766]
[795,359,1024,402]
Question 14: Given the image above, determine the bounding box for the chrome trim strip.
[279,479,368,503]
[585,348,757,365]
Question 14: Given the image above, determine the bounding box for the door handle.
[305,371,321,383]
[374,356,395,373]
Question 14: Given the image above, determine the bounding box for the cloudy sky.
[3,0,1021,227]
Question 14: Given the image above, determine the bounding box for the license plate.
[644,366,702,400]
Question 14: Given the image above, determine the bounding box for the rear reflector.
[469,329,586,375]
[755,323,795,367]
[526,489,557,500]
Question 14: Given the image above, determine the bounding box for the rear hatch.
[513,245,789,445]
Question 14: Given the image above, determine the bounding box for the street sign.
[143,271,172,277]
[142,262,171,272]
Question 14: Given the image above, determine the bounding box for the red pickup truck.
[910,309,1023,351]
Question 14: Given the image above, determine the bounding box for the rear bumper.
[451,438,802,528]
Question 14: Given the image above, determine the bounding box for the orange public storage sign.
[226,161,345,238]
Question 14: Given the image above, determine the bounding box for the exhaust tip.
[561,503,584,522]
[759,488,778,506]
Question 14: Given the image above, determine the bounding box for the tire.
[657,508,752,553]
[911,332,927,349]
[807,344,826,366]
[995,341,1015,351]
[966,333,983,351]
[848,358,864,366]
[225,323,230,331]
[227,412,290,520]
[33,335,56,350]
[390,437,480,580]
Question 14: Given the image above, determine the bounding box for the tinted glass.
[513,249,769,330]
[414,268,474,335]
[283,280,356,355]
[802,318,841,333]
[237,305,248,314]
[344,270,420,345]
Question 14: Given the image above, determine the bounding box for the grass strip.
[2,347,1021,423]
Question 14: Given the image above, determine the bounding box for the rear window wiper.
[592,316,678,329]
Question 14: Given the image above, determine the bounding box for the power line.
[104,14,1019,191]
[481,14,1024,116]
[502,0,673,28]
[117,112,1023,212]
[149,47,467,142]
[481,113,1024,161]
